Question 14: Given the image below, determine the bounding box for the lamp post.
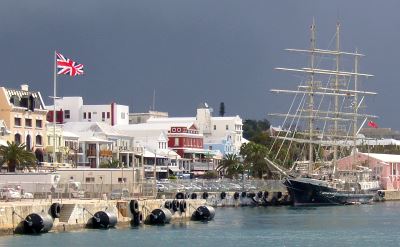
[153,149,157,197]
[166,149,175,180]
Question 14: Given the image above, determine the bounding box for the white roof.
[157,149,181,159]
[147,117,194,123]
[147,116,241,124]
[62,131,79,138]
[361,153,400,163]
[142,150,166,158]
[63,122,129,139]
[78,136,112,143]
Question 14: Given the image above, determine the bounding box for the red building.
[47,110,64,124]
[167,124,203,158]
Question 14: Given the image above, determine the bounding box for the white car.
[1,188,21,200]
[157,184,166,192]
[21,192,34,199]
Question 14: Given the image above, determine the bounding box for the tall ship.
[266,21,380,206]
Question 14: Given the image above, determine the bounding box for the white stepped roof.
[361,152,400,163]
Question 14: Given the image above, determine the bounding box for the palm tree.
[240,142,271,179]
[0,141,37,172]
[217,153,242,179]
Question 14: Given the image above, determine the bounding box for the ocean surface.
[2,202,400,247]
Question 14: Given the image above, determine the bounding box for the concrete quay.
[0,188,290,236]
[379,190,400,201]
[0,198,206,236]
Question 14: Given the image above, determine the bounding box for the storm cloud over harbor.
[0,0,399,127]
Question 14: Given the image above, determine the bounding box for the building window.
[174,138,179,146]
[36,119,42,128]
[88,112,92,119]
[102,112,105,119]
[85,177,95,183]
[226,125,229,130]
[121,112,125,119]
[83,112,86,119]
[25,119,32,127]
[118,177,127,183]
[107,112,110,119]
[36,135,43,146]
[15,133,21,144]
[65,110,70,119]
[14,117,21,126]
[214,125,216,130]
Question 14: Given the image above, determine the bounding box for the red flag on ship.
[367,121,378,128]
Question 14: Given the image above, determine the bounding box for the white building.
[62,122,135,168]
[129,110,168,124]
[47,96,129,126]
[147,103,244,155]
[113,123,182,178]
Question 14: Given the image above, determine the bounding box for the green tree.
[217,153,242,178]
[203,170,219,179]
[0,141,37,172]
[243,119,271,141]
[219,102,225,117]
[240,142,271,179]
[99,159,124,168]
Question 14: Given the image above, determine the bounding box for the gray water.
[2,202,400,247]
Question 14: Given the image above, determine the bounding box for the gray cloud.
[0,0,398,128]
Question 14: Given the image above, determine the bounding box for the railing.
[0,181,155,201]
[157,179,285,193]
[0,179,286,201]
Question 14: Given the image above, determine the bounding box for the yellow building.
[0,84,47,161]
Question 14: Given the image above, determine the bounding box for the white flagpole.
[53,51,57,164]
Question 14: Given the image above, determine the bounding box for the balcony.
[86,149,96,156]
[99,149,113,157]
[191,162,215,171]
[112,146,134,153]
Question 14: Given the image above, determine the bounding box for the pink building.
[337,152,400,190]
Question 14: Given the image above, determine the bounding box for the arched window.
[14,133,21,144]
[36,135,42,146]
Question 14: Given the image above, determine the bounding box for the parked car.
[1,187,21,200]
[110,188,129,200]
[157,184,166,192]
[21,192,34,199]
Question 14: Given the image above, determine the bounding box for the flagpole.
[53,51,57,164]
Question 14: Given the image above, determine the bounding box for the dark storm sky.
[0,0,399,128]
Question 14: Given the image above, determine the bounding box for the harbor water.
[2,202,400,247]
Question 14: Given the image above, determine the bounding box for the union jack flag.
[56,52,84,76]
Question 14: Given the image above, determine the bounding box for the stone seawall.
[381,190,400,201]
[0,198,206,236]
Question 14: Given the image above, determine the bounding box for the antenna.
[152,89,156,111]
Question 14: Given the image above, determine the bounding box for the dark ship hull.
[284,177,374,206]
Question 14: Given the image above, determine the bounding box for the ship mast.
[333,22,340,175]
[308,20,316,174]
[269,22,376,175]
[353,49,359,167]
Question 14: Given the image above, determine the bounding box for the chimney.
[20,84,29,91]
